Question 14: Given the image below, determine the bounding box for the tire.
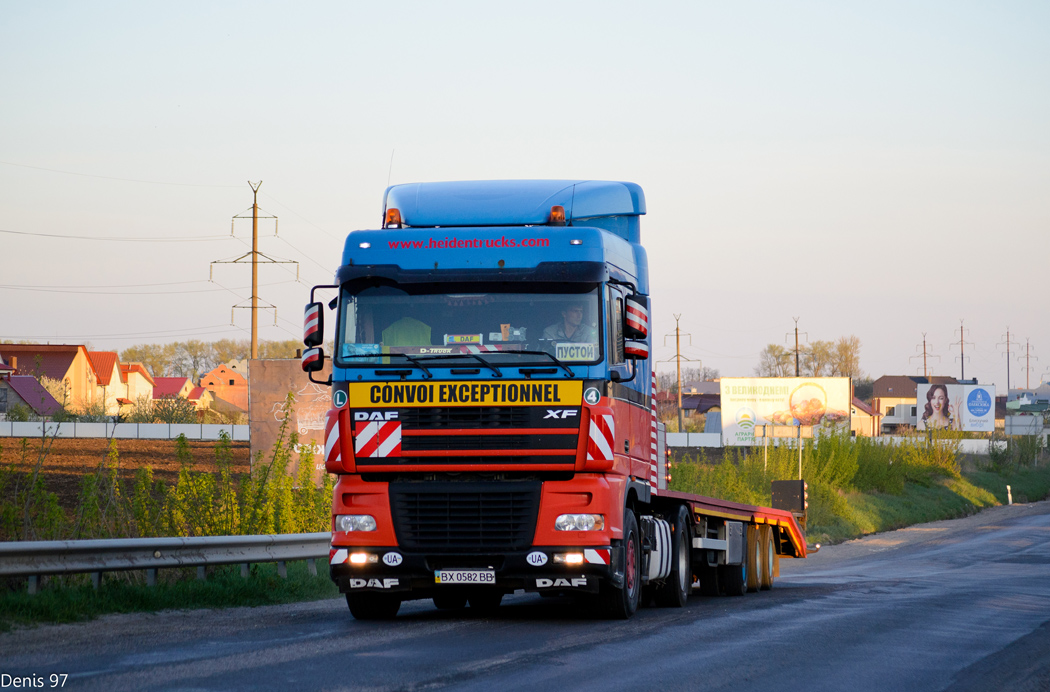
[598,508,642,619]
[719,529,748,597]
[433,593,468,610]
[467,591,503,614]
[655,505,691,608]
[745,524,761,593]
[759,525,776,590]
[346,592,401,620]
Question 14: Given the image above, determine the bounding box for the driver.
[542,301,596,343]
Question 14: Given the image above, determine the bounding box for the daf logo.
[536,577,587,588]
[348,578,399,589]
[543,409,578,420]
[354,411,399,421]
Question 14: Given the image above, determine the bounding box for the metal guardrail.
[0,532,330,594]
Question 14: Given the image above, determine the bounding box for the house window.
[229,379,235,385]
[0,385,7,413]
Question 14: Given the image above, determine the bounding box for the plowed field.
[0,437,251,508]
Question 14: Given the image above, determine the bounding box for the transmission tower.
[210,181,299,359]
[1020,339,1039,389]
[910,332,940,377]
[997,328,1014,392]
[950,320,973,381]
[786,317,807,377]
[662,315,698,433]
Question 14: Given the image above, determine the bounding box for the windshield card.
[346,380,583,407]
[444,334,482,345]
[555,342,598,362]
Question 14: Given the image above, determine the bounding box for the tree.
[755,344,794,377]
[121,343,176,378]
[172,340,215,381]
[212,339,250,365]
[258,339,302,359]
[831,335,863,378]
[802,340,835,377]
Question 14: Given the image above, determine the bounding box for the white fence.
[665,433,1046,455]
[0,421,249,441]
[665,432,722,448]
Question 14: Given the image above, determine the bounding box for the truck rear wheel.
[746,525,761,592]
[346,592,401,620]
[598,508,642,619]
[655,505,690,608]
[759,525,776,590]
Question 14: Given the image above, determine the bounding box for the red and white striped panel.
[354,420,402,458]
[465,345,499,353]
[325,409,341,468]
[330,548,348,565]
[625,299,649,337]
[304,303,321,344]
[625,340,649,359]
[650,370,659,493]
[301,348,322,372]
[584,548,611,565]
[586,413,615,463]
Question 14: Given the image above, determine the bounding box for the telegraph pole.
[951,320,972,381]
[910,333,940,377]
[211,181,297,360]
[662,315,694,433]
[998,328,1013,392]
[1022,339,1038,389]
[786,318,807,377]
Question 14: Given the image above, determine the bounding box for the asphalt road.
[3,501,1049,692]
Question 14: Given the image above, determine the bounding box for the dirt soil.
[0,437,251,509]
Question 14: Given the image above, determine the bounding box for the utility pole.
[662,315,695,433]
[785,318,807,377]
[910,333,940,377]
[211,181,297,360]
[951,320,972,382]
[1021,339,1038,389]
[998,328,1013,392]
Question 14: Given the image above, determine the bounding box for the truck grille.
[389,481,541,552]
[400,406,531,429]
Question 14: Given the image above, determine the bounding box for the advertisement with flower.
[719,377,852,446]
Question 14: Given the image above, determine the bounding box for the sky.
[1,1,1048,391]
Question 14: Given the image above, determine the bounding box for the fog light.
[337,515,377,532]
[349,552,377,565]
[554,553,585,565]
[555,514,604,531]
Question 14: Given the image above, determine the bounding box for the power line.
[0,228,230,242]
[1,324,240,340]
[0,279,298,296]
[0,159,241,188]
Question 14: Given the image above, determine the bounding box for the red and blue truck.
[301,180,809,619]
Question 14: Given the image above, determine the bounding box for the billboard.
[915,383,995,432]
[719,377,851,446]
[248,359,332,486]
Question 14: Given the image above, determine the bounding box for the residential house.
[187,386,214,411]
[88,351,123,415]
[153,377,196,401]
[120,362,156,409]
[200,363,248,413]
[850,398,881,437]
[0,373,63,419]
[0,344,99,412]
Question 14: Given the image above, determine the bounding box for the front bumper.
[329,544,619,597]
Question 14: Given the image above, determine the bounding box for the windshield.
[336,282,602,368]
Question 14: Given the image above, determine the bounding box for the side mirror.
[301,347,325,373]
[624,339,649,360]
[624,294,648,340]
[304,302,323,348]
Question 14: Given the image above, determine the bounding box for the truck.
[300,180,809,620]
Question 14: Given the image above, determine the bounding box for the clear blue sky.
[2,1,1048,390]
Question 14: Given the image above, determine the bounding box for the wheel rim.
[626,532,637,594]
[677,530,689,592]
[767,540,774,582]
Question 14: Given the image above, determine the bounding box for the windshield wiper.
[507,350,575,378]
[338,352,432,379]
[411,352,503,378]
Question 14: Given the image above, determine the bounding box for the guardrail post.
[91,572,101,589]
[28,575,39,595]
[147,568,158,586]
[241,563,249,578]
[197,566,206,581]
[277,561,287,579]
[308,559,317,577]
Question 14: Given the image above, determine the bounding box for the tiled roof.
[153,377,192,399]
[120,362,156,387]
[187,386,206,400]
[0,345,85,381]
[88,352,120,386]
[872,375,958,399]
[6,376,63,416]
[852,397,877,417]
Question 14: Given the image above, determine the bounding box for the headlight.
[337,515,377,532]
[554,514,605,531]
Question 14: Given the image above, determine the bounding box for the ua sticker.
[383,552,403,567]
[333,390,348,408]
[526,551,548,566]
[584,387,601,405]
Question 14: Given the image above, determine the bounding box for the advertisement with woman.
[915,383,996,432]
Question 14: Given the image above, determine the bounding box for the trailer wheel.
[745,525,762,592]
[346,593,401,620]
[655,505,691,608]
[599,508,642,619]
[759,525,776,590]
[719,531,748,597]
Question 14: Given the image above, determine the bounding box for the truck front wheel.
[346,592,401,620]
[599,508,642,619]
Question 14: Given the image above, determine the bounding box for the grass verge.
[0,559,339,633]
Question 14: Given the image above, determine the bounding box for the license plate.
[434,569,496,585]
